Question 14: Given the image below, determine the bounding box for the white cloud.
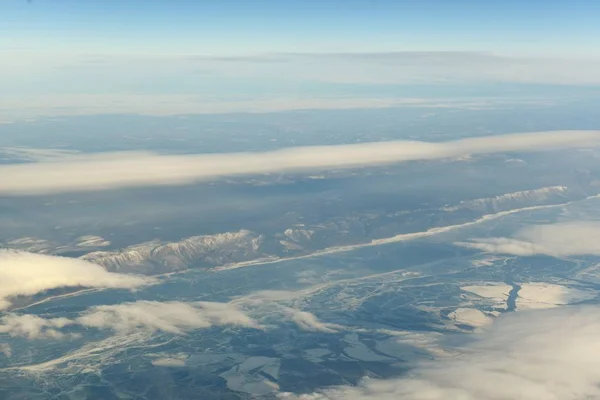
[2,51,599,119]
[1,130,598,196]
[256,52,600,85]
[232,291,341,333]
[456,221,600,257]
[280,307,341,333]
[0,344,12,358]
[0,94,565,122]
[0,250,154,310]
[236,290,305,303]
[4,51,600,87]
[76,301,260,335]
[279,306,600,400]
[0,94,511,121]
[0,147,80,162]
[0,288,327,340]
[151,358,186,367]
[0,301,260,340]
[0,314,75,339]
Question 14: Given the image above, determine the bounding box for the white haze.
[279,306,600,400]
[0,130,598,195]
[456,221,600,257]
[0,250,154,310]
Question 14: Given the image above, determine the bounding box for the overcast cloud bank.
[1,130,598,196]
[279,306,600,400]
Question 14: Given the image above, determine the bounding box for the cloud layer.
[1,130,598,196]
[2,51,599,119]
[456,221,600,257]
[279,306,600,400]
[0,94,519,121]
[0,250,153,310]
[5,51,600,89]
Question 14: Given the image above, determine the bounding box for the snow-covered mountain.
[442,186,571,213]
[279,228,315,250]
[66,185,595,275]
[82,230,272,274]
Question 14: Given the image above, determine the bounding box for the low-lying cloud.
[3,51,599,119]
[0,314,76,340]
[77,301,260,334]
[279,306,600,400]
[0,344,12,358]
[233,290,342,333]
[0,289,329,340]
[0,250,153,310]
[280,307,341,333]
[0,94,526,121]
[0,300,259,339]
[456,221,600,257]
[1,130,598,196]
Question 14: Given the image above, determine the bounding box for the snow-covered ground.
[461,283,512,309]
[516,283,596,310]
[219,356,281,396]
[76,235,111,247]
[448,308,493,327]
[343,333,394,362]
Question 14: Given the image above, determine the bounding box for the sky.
[3,0,600,54]
[1,0,600,119]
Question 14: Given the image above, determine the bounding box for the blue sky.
[3,0,600,54]
[1,0,600,120]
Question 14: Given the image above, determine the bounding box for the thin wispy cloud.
[5,51,600,85]
[232,290,342,333]
[279,307,341,333]
[0,94,470,121]
[456,221,600,257]
[2,51,599,118]
[0,344,11,358]
[0,147,80,162]
[0,130,598,196]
